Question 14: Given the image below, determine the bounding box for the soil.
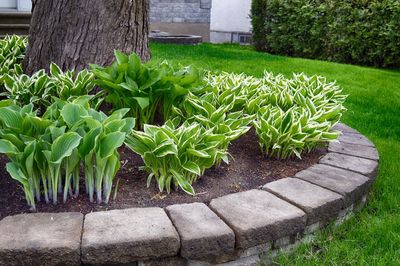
[0,130,327,219]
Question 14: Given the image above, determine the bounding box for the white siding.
[0,0,17,9]
[0,0,31,11]
[210,0,252,33]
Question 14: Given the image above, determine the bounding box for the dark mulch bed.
[0,130,327,219]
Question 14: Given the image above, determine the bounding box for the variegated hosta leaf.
[126,121,227,195]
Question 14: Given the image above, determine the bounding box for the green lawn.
[150,43,400,265]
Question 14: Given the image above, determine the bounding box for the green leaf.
[50,132,82,164]
[6,162,28,186]
[114,50,129,64]
[79,126,102,157]
[0,139,19,155]
[182,161,201,176]
[50,62,62,77]
[61,103,88,126]
[153,141,178,157]
[170,169,195,195]
[133,97,150,109]
[187,148,211,158]
[0,107,23,130]
[99,132,125,158]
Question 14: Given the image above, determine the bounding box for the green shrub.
[251,0,400,68]
[0,96,134,209]
[251,0,268,51]
[0,35,27,86]
[91,51,205,128]
[125,120,227,195]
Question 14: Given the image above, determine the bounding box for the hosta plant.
[205,71,262,111]
[0,96,134,209]
[1,63,97,111]
[91,51,205,128]
[48,63,98,105]
[174,92,254,155]
[0,70,52,110]
[254,105,340,159]
[0,35,27,87]
[125,120,227,195]
[44,96,135,204]
[207,71,346,159]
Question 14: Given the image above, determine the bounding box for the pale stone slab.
[332,123,360,134]
[338,132,374,147]
[329,141,379,160]
[209,190,306,249]
[295,164,372,207]
[217,255,260,266]
[0,212,83,266]
[138,256,186,266]
[81,208,180,264]
[263,178,343,224]
[320,152,378,178]
[166,202,235,260]
[238,242,271,258]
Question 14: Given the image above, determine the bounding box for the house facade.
[0,0,31,11]
[150,0,212,41]
[0,0,252,44]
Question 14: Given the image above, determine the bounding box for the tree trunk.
[23,0,150,75]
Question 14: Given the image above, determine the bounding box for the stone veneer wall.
[150,0,211,24]
[149,0,212,41]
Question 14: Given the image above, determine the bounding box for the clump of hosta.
[254,106,340,158]
[0,35,27,86]
[125,119,228,195]
[174,92,254,156]
[1,63,97,111]
[91,51,206,129]
[0,96,134,209]
[206,71,347,159]
[205,71,262,111]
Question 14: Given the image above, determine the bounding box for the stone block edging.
[0,123,379,266]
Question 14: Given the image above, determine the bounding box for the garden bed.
[0,129,327,219]
[0,124,379,266]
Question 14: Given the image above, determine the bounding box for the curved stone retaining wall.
[0,123,379,266]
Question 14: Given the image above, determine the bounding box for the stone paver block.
[166,202,235,260]
[332,123,359,134]
[138,256,187,266]
[338,132,374,147]
[320,152,378,178]
[295,164,372,207]
[304,222,321,234]
[217,255,260,266]
[329,141,379,160]
[209,190,306,249]
[273,236,292,249]
[263,178,343,224]
[81,207,180,264]
[0,212,83,266]
[239,242,271,258]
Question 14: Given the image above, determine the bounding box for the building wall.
[1,0,214,41]
[150,0,211,41]
[210,0,252,43]
[0,0,31,11]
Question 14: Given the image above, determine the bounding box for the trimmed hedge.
[251,0,400,68]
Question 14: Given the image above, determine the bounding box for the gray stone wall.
[150,0,211,24]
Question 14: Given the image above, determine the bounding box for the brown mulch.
[0,129,327,219]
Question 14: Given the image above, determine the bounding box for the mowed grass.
[150,43,400,265]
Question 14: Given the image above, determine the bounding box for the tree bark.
[23,0,150,75]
